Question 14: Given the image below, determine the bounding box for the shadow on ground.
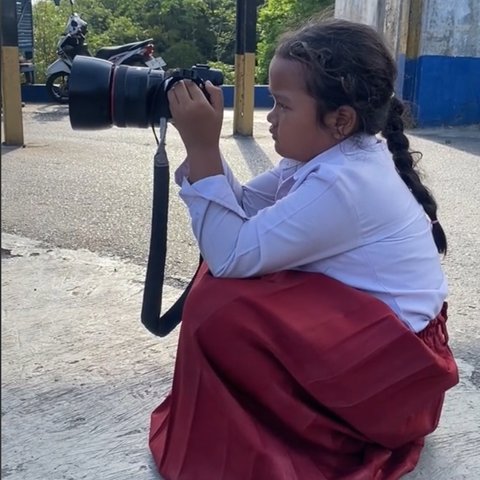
[412,125,480,156]
[0,144,26,155]
[234,136,275,176]
[30,103,69,123]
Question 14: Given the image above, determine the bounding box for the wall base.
[403,55,480,127]
[22,85,275,109]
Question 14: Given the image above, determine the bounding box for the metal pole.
[1,0,24,146]
[233,0,245,135]
[233,0,256,136]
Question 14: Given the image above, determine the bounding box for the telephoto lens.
[68,56,223,130]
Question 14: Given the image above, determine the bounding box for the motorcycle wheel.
[46,72,70,104]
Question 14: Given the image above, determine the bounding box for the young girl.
[149,19,458,479]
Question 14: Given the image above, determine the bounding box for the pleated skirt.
[150,266,458,480]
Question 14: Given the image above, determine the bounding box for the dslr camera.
[69,56,224,130]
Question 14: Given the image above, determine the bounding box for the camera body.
[68,56,223,130]
[169,64,219,86]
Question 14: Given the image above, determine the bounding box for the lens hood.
[69,56,114,130]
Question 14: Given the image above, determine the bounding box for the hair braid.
[381,97,447,254]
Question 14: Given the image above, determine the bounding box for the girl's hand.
[167,79,224,155]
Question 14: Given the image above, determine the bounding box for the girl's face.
[266,56,338,162]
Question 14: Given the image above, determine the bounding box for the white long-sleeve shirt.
[175,134,448,332]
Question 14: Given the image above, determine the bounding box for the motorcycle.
[46,0,165,104]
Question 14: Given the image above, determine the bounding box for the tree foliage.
[256,0,334,83]
[33,0,333,84]
[33,1,72,82]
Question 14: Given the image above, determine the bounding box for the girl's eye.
[272,98,287,110]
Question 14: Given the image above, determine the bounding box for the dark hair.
[275,19,447,254]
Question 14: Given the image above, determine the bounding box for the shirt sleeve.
[178,166,361,278]
[175,155,282,217]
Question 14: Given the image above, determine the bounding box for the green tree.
[144,0,217,68]
[33,0,71,82]
[208,60,235,84]
[33,0,332,86]
[256,0,334,83]
[33,0,146,82]
[64,0,147,52]
[204,0,236,64]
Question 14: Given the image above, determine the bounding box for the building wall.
[335,0,480,127]
[420,0,480,57]
[334,0,406,56]
[334,0,409,101]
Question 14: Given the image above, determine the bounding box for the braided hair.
[275,19,447,254]
[382,97,447,253]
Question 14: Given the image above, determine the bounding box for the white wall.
[421,0,480,57]
[334,0,408,94]
[334,0,407,58]
[334,0,480,126]
[335,0,480,58]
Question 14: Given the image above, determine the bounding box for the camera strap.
[141,119,201,337]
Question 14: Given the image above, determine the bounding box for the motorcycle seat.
[95,39,153,60]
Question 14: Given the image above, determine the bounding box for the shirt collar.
[281,134,382,182]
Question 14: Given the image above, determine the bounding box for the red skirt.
[149,267,458,480]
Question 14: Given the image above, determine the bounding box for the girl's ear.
[324,106,358,140]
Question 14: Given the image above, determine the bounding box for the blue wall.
[26,68,479,128]
[403,55,480,127]
[22,84,275,109]
[222,85,274,109]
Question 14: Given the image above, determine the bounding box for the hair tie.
[431,220,439,225]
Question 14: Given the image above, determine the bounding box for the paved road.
[2,104,480,362]
[1,104,277,287]
[1,104,479,479]
[2,232,479,480]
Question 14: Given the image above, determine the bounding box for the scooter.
[46,1,165,103]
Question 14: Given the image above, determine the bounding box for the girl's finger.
[167,85,179,105]
[184,80,207,102]
[169,80,190,102]
[204,81,224,111]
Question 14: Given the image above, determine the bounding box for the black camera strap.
[141,119,201,336]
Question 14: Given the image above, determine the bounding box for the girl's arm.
[167,80,360,275]
[175,156,281,217]
[168,80,282,217]
[178,168,359,277]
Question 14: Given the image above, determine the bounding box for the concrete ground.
[2,235,479,480]
[2,105,480,479]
